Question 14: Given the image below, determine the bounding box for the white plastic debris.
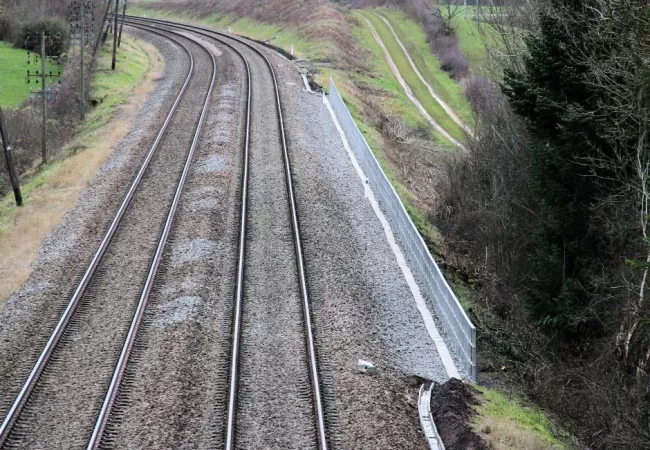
[357,359,377,375]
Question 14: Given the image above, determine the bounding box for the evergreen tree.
[502,1,613,337]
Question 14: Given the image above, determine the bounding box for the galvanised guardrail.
[329,78,476,380]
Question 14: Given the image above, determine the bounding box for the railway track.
[125,17,329,450]
[0,16,329,450]
[0,25,217,449]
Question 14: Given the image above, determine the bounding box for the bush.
[17,19,68,56]
[0,17,13,41]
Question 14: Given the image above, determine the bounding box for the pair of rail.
[0,17,327,450]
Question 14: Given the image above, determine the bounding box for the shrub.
[0,17,13,41]
[17,19,68,56]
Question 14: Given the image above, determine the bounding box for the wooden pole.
[40,31,47,165]
[0,108,23,207]
[80,0,86,120]
[92,0,111,62]
[111,0,118,70]
[118,0,127,48]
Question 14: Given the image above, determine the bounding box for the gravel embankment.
[185,28,450,448]
[0,29,212,449]
[0,29,183,419]
[110,22,320,449]
[231,41,318,450]
[272,43,450,448]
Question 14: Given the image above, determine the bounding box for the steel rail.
[126,16,329,450]
[121,20,253,450]
[0,28,197,447]
[86,22,218,449]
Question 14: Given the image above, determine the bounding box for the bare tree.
[475,0,545,76]
[432,1,462,34]
[558,0,650,382]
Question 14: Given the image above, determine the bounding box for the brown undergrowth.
[135,0,358,67]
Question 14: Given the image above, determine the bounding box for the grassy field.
[128,5,334,61]
[0,41,60,108]
[473,386,569,449]
[453,7,491,69]
[0,34,158,302]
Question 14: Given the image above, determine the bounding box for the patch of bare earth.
[430,378,489,450]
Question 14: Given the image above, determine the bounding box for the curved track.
[0,25,217,449]
[124,17,329,450]
[0,16,330,450]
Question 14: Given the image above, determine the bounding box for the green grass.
[452,6,520,74]
[345,13,432,130]
[128,5,333,61]
[454,13,490,70]
[0,41,60,108]
[77,34,150,140]
[474,386,568,449]
[357,10,464,144]
[363,8,472,134]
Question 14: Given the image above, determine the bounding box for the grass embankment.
[323,11,449,246]
[357,9,469,142]
[474,386,568,450]
[376,8,473,122]
[454,7,490,70]
[128,4,334,61]
[0,34,161,302]
[0,41,60,108]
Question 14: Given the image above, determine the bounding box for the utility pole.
[70,0,95,120]
[40,31,47,164]
[118,0,128,48]
[26,33,61,165]
[80,0,86,120]
[92,0,112,62]
[111,0,119,70]
[0,108,23,207]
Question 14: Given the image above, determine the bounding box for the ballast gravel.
[0,20,455,450]
[272,45,450,448]
[99,30,246,449]
[0,28,185,425]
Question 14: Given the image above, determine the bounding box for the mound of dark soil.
[430,378,488,450]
